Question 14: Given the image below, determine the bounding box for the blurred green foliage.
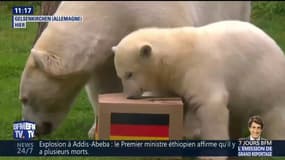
[1,1,41,13]
[252,1,285,17]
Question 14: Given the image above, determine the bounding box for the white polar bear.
[19,1,251,138]
[113,20,285,140]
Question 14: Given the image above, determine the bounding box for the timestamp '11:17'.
[12,6,34,15]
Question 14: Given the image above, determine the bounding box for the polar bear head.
[19,47,89,136]
[113,28,177,98]
[19,18,105,135]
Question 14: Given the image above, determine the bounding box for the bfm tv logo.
[13,121,36,140]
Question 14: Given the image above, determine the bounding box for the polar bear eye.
[125,72,133,79]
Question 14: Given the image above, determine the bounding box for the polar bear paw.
[88,123,97,139]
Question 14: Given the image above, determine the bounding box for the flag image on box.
[95,93,183,140]
[110,113,169,140]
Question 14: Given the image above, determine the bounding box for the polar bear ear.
[140,44,152,58]
[31,48,73,78]
[111,46,117,53]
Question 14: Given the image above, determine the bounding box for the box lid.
[98,93,183,106]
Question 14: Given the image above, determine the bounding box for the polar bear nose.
[36,122,53,135]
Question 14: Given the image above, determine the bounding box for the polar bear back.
[114,20,285,113]
[191,21,285,111]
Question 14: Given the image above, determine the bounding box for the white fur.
[114,21,285,140]
[20,1,251,139]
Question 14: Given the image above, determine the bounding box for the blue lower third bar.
[0,140,284,157]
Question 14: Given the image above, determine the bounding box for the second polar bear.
[113,20,285,140]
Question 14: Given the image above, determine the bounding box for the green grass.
[0,3,94,141]
[251,13,285,52]
[0,4,36,140]
[0,1,285,160]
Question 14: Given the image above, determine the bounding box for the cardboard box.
[96,93,183,140]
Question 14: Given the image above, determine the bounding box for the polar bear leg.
[262,106,285,139]
[85,60,122,138]
[229,110,243,139]
[182,97,201,139]
[85,75,99,139]
[197,104,229,139]
[196,93,229,160]
[183,110,201,139]
[195,90,230,140]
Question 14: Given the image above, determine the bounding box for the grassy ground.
[0,1,285,160]
[0,3,94,141]
[0,4,37,140]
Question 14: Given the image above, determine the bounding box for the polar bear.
[113,20,285,140]
[19,1,251,138]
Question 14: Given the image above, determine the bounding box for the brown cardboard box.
[96,93,183,140]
